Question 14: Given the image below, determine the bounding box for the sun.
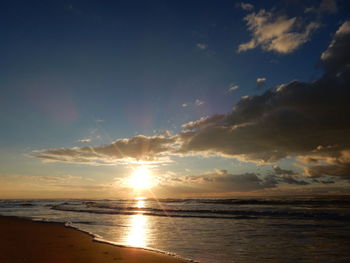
[127,166,153,190]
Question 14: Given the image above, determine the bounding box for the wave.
[51,204,350,221]
[2,197,350,221]
[51,206,256,219]
[196,198,350,206]
[81,197,350,207]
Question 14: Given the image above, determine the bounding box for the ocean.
[1,196,350,263]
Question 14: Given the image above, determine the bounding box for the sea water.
[1,196,350,263]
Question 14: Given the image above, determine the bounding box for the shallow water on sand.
[1,196,350,263]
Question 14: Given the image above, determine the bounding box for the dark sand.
[0,216,185,263]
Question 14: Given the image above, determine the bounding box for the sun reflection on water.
[126,198,149,248]
[126,214,148,247]
[136,199,145,208]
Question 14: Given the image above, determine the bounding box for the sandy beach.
[0,216,185,263]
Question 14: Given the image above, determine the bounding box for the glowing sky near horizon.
[1,0,350,198]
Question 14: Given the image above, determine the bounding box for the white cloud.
[78,138,92,143]
[238,9,320,54]
[195,99,205,106]
[237,2,254,11]
[181,103,188,108]
[196,43,208,50]
[336,20,350,35]
[228,85,240,92]
[256,77,266,83]
[256,77,267,89]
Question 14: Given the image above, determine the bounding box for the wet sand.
[0,216,185,263]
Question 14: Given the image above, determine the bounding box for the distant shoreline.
[0,215,186,263]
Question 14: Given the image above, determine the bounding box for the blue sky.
[1,0,350,198]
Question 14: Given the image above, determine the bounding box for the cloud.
[195,99,205,106]
[256,77,266,82]
[319,0,338,14]
[303,150,350,179]
[78,138,92,143]
[159,170,274,193]
[228,85,240,92]
[181,114,225,130]
[306,163,350,179]
[177,20,350,177]
[196,43,208,50]
[272,165,296,176]
[256,77,267,89]
[321,20,350,74]
[187,170,279,191]
[305,0,338,15]
[237,2,254,11]
[271,165,309,185]
[180,100,206,108]
[32,135,176,165]
[238,9,320,54]
[156,168,310,195]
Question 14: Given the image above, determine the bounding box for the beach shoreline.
[0,215,186,263]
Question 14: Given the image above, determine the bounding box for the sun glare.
[128,166,153,190]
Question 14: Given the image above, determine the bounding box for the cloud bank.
[150,168,310,196]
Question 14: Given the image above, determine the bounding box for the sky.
[1,0,350,198]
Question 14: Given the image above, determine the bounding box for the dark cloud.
[279,175,309,185]
[159,170,275,194]
[307,164,350,178]
[304,150,350,179]
[319,0,338,14]
[273,165,296,176]
[192,170,279,191]
[321,21,350,74]
[178,20,350,174]
[305,0,338,15]
[271,166,309,185]
[313,179,335,184]
[155,168,309,195]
